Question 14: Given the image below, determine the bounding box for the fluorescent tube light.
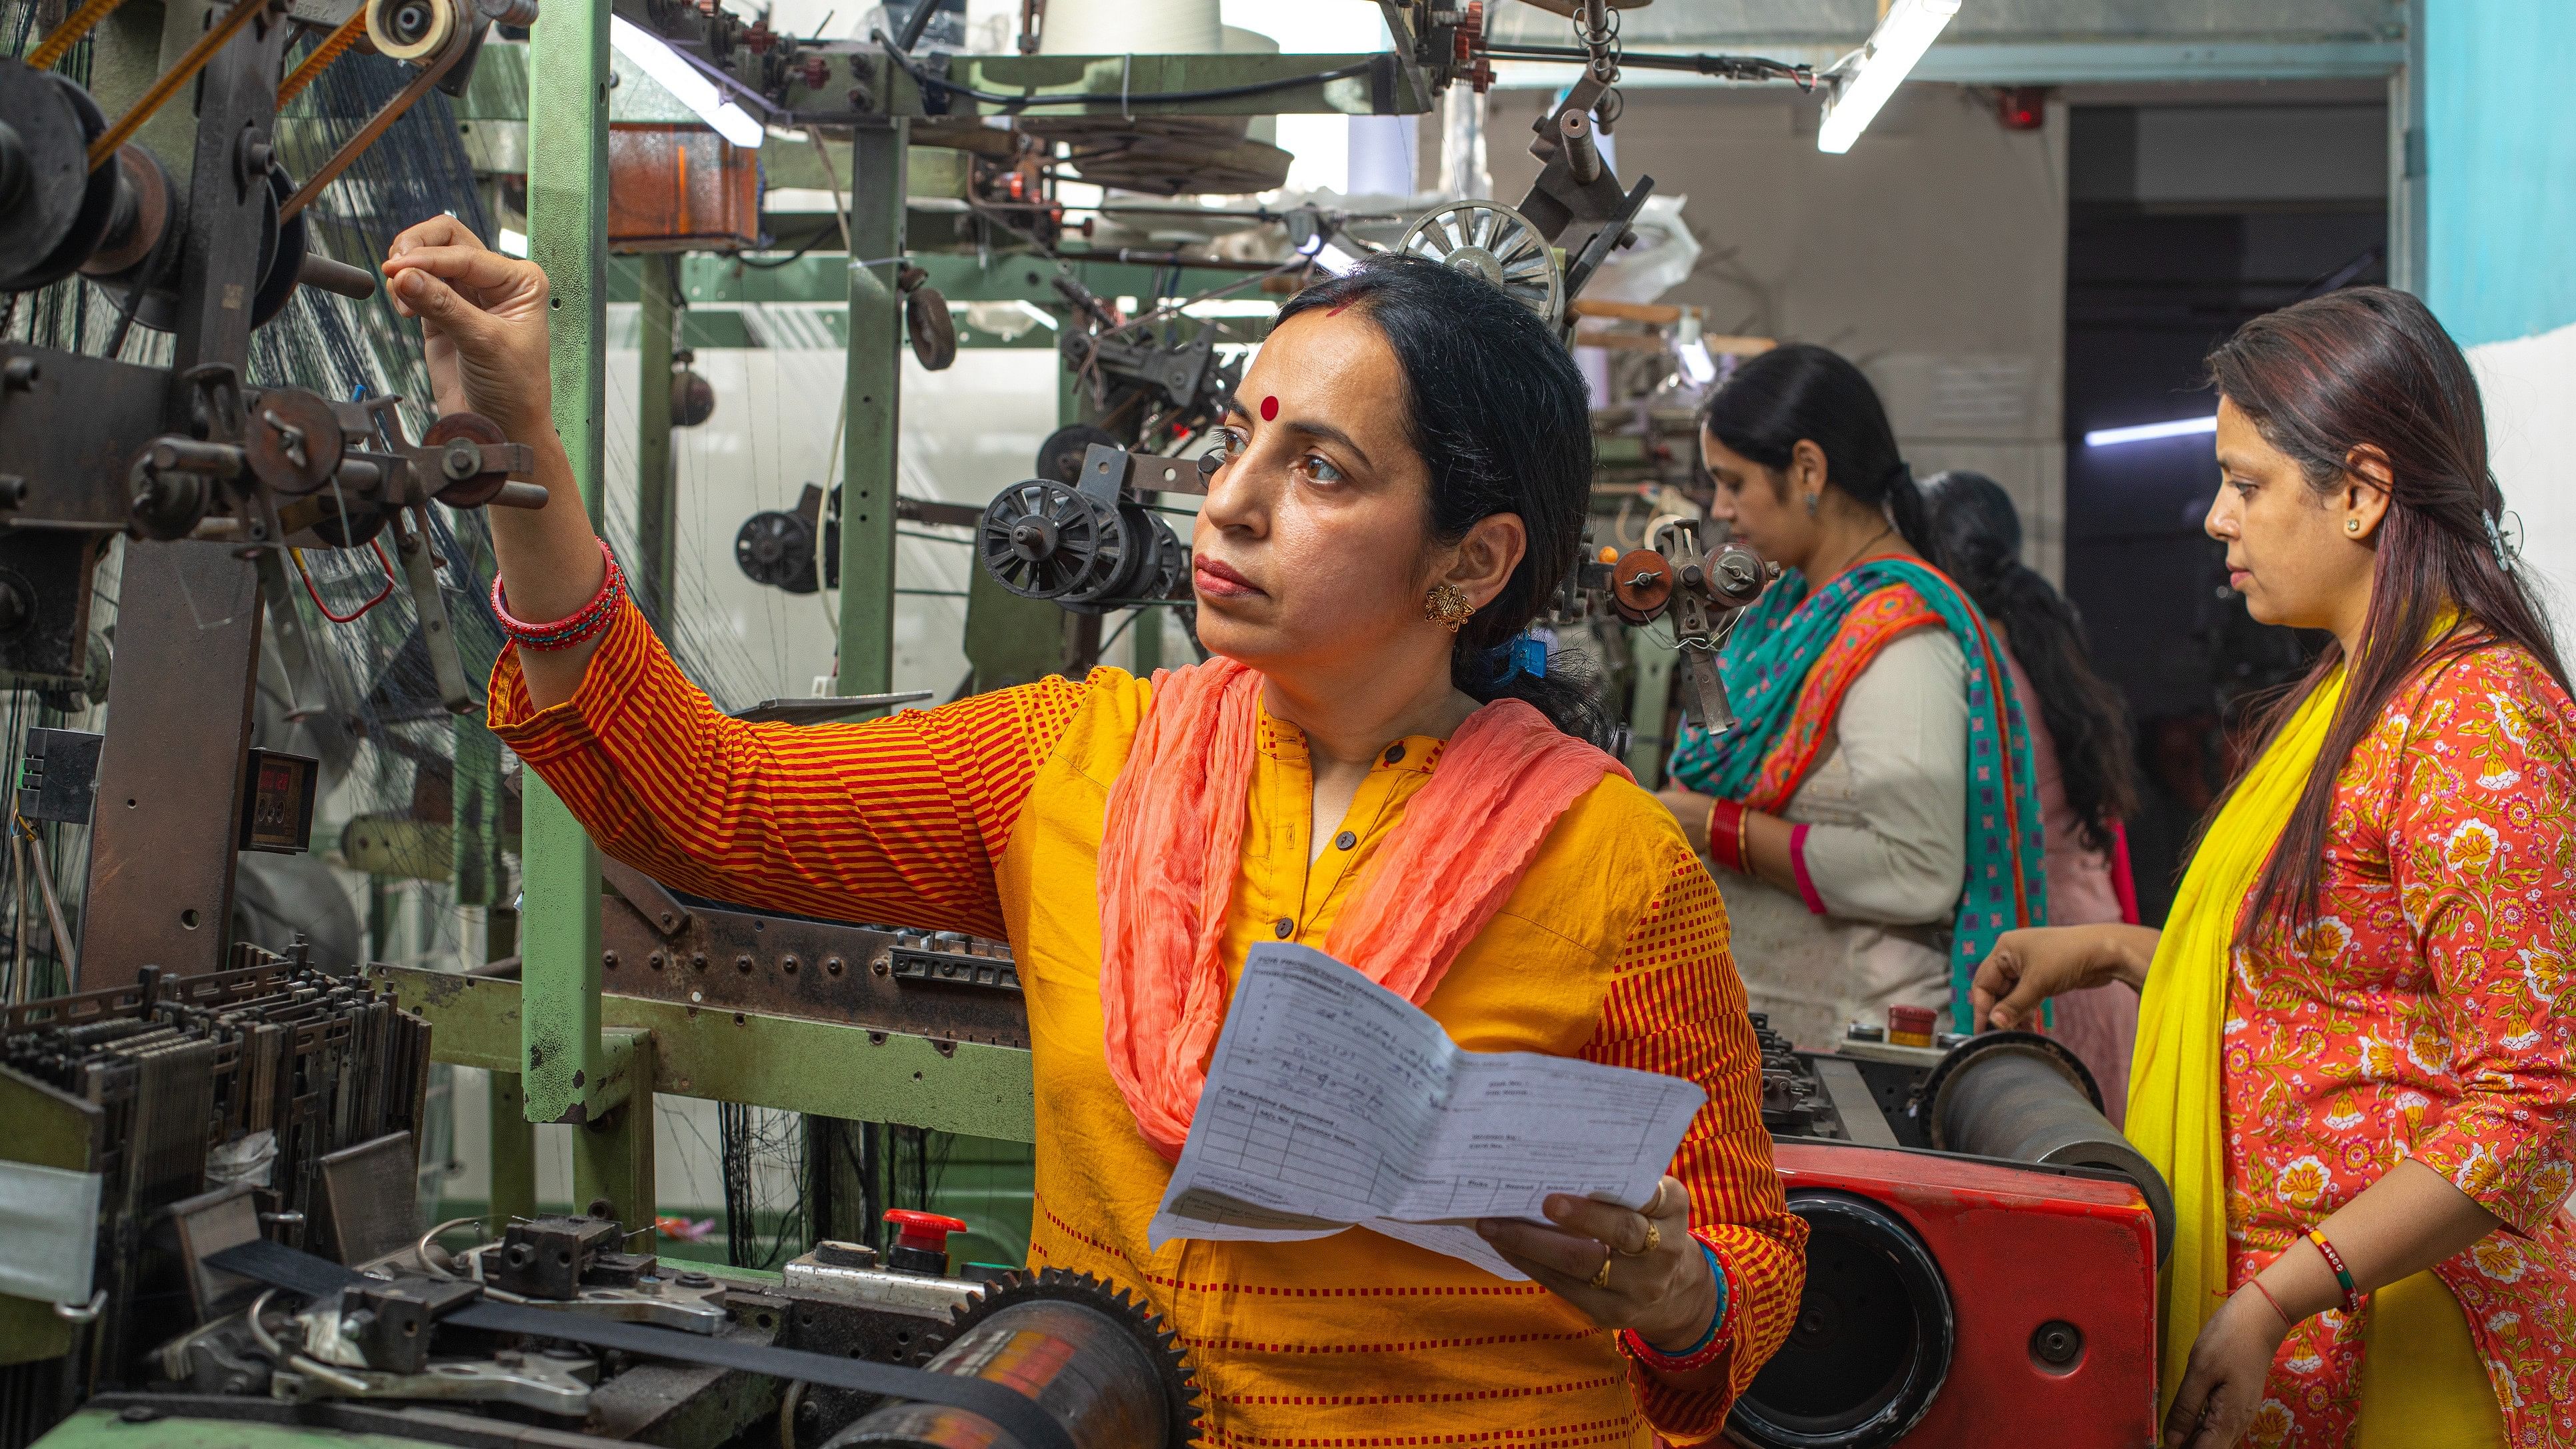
[1675,339,1717,386]
[1816,0,1961,155]
[2084,415,2219,448]
[609,15,765,150]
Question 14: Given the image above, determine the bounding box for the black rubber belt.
[207,1240,1075,1449]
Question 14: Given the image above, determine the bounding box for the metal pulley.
[0,62,120,295]
[976,475,1186,612]
[1394,198,1565,328]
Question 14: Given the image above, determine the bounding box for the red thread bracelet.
[2250,1278,2296,1331]
[1619,1231,1736,1376]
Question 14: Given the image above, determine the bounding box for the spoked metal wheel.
[980,479,1113,600]
[1395,199,1564,328]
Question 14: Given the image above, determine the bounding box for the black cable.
[1481,41,1814,88]
[893,0,939,53]
[876,28,1375,109]
[734,230,834,270]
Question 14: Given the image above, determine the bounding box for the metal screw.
[602,950,619,969]
[691,952,709,971]
[825,956,844,975]
[781,954,799,974]
[648,951,665,970]
[735,954,753,973]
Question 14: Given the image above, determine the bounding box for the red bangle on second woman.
[1705,798,1752,874]
[492,538,627,652]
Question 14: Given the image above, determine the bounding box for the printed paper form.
[1148,944,1705,1280]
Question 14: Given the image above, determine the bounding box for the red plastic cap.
[883,1210,968,1255]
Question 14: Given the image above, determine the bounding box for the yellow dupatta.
[2127,665,2347,1408]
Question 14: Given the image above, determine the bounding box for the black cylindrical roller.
[1923,1031,2173,1263]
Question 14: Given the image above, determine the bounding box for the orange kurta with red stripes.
[492,599,1806,1446]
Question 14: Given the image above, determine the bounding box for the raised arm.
[381,215,611,706]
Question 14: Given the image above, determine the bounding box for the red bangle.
[1619,1230,1736,1375]
[1705,798,1749,873]
[493,538,625,651]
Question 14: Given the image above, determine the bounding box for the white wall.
[2468,321,2576,621]
[1486,83,2072,577]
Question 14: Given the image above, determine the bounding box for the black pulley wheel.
[735,509,820,593]
[303,494,390,549]
[1,71,119,295]
[979,479,1111,601]
[1728,1191,1953,1449]
[907,283,957,371]
[1033,424,1118,486]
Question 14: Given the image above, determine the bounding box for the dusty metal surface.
[597,892,1029,1050]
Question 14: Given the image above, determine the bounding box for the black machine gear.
[834,1267,1199,1449]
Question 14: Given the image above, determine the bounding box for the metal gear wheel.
[933,1267,1200,1449]
[1394,199,1565,328]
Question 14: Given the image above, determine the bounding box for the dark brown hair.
[2209,286,2565,936]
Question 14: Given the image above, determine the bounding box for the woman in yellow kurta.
[383,218,1807,1445]
[1973,288,2576,1449]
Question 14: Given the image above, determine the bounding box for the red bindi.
[1259,395,1279,421]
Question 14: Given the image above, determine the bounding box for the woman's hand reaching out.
[1476,1178,1720,1366]
[381,215,555,443]
[1970,922,2161,1030]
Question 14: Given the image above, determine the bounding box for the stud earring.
[1804,492,1821,516]
[1425,582,1473,633]
[2346,518,2362,534]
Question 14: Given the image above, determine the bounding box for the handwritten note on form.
[1148,943,1706,1280]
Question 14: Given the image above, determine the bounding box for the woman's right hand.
[381,216,554,443]
[1970,923,2159,1030]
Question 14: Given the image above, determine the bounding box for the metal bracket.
[601,857,693,939]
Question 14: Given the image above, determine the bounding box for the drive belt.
[208,1239,1075,1449]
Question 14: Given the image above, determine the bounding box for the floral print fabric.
[2222,642,2576,1448]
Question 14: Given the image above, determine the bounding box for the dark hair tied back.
[1697,343,1949,573]
[1275,257,1617,748]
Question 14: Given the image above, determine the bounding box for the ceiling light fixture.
[2084,415,2219,448]
[1817,0,1961,155]
[609,15,765,150]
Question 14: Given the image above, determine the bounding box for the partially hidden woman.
[1973,287,2576,1449]
[1922,469,2144,1119]
[380,220,1805,1446]
[1658,345,2048,1048]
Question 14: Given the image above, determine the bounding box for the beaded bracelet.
[492,539,625,652]
[1618,1233,1735,1376]
[2305,1228,2363,1316]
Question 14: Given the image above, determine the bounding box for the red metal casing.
[1772,1140,2160,1448]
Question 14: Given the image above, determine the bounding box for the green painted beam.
[485,1071,537,1235]
[635,255,681,614]
[913,52,1425,117]
[522,0,612,1127]
[571,1028,655,1226]
[369,967,1037,1142]
[835,122,907,696]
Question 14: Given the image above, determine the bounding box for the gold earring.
[2346,518,2362,534]
[1425,582,1473,633]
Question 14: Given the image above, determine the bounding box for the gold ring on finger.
[1589,1248,1613,1290]
[1618,1222,1660,1258]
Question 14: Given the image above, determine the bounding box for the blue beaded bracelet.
[1619,1236,1731,1370]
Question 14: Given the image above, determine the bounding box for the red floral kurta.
[2220,642,2576,1448]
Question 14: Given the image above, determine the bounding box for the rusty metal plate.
[599,894,1029,1050]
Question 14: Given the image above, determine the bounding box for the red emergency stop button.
[883,1210,969,1276]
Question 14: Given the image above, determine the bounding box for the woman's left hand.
[1475,1177,1717,1354]
[2161,1285,2293,1448]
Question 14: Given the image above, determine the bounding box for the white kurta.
[1716,628,1969,1048]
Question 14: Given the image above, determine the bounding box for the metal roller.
[366,0,459,63]
[1923,1031,2174,1263]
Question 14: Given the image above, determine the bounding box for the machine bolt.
[675,1272,714,1288]
[648,951,665,970]
[441,438,483,481]
[691,952,709,971]
[2031,1319,2083,1367]
[781,954,799,974]
[603,950,619,969]
[1,357,37,391]
[735,954,753,973]
[825,956,844,975]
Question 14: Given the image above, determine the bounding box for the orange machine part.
[607,125,761,253]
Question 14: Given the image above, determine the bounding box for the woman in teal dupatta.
[1656,346,2047,1046]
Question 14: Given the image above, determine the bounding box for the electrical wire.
[876,29,1375,110]
[290,541,399,623]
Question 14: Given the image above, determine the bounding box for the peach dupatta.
[1096,657,1633,1160]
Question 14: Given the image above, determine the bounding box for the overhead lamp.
[2084,415,2218,448]
[1816,0,1961,155]
[608,15,765,149]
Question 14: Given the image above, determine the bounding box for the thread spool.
[1035,0,1221,55]
[366,0,457,63]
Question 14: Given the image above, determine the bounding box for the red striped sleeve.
[488,595,1093,938]
[1581,848,1807,1441]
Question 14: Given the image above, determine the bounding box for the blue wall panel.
[2425,0,2576,347]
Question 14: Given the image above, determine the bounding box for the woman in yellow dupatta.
[1971,289,2576,1449]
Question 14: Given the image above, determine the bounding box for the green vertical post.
[833,121,907,695]
[635,254,681,616]
[1625,639,1677,786]
[522,0,608,1130]
[486,1072,537,1234]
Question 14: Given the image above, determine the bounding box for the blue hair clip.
[1506,634,1548,681]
